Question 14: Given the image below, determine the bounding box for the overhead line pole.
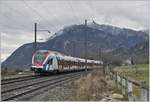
[85,19,87,72]
[73,41,76,57]
[34,23,37,53]
[99,47,101,61]
[34,23,51,54]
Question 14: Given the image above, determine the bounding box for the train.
[31,50,103,74]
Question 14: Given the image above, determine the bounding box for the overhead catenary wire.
[0,2,41,32]
[22,0,54,41]
[0,3,30,30]
[1,1,97,34]
[22,0,53,27]
[22,1,44,22]
[38,2,62,30]
[87,1,96,22]
[67,0,81,24]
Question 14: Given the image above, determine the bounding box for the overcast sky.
[0,0,150,62]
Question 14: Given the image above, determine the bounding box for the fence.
[104,65,149,101]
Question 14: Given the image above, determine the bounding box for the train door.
[52,56,58,71]
[45,58,53,71]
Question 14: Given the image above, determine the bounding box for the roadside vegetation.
[113,64,149,98]
[1,67,32,80]
[1,68,21,77]
[71,70,126,101]
[113,64,149,85]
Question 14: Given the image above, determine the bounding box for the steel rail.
[1,75,39,85]
[1,71,85,101]
[1,72,80,93]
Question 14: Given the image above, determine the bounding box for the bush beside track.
[70,70,125,101]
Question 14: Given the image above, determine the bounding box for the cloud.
[0,0,150,61]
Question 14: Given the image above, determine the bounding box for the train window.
[34,52,46,62]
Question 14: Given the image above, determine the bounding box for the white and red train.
[31,50,103,73]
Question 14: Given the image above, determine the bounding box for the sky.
[0,0,150,62]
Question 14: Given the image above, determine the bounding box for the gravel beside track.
[1,71,88,101]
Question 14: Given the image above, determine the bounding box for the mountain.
[109,40,149,64]
[2,22,149,67]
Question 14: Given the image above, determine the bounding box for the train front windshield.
[33,51,48,66]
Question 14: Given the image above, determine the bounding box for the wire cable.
[67,0,81,24]
[23,0,52,27]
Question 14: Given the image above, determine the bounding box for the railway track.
[1,71,88,101]
[1,75,39,85]
[2,75,51,91]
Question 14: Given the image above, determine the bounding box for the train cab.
[31,50,59,73]
[31,50,49,72]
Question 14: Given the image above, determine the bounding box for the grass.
[1,69,33,80]
[113,64,149,85]
[113,64,149,98]
[71,70,124,101]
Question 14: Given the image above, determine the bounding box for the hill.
[2,22,149,67]
[107,41,149,64]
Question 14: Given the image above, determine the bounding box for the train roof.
[36,50,103,64]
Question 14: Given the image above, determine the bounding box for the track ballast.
[1,70,89,101]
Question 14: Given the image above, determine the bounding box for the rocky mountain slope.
[110,41,149,63]
[2,21,149,67]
